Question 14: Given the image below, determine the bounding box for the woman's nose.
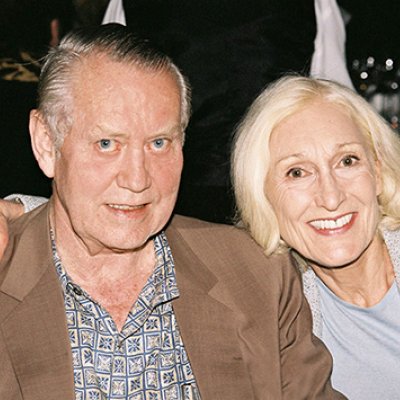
[315,172,345,211]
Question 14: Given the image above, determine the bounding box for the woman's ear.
[29,110,56,178]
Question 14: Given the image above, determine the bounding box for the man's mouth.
[107,203,146,211]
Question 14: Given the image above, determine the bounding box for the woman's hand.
[0,199,24,259]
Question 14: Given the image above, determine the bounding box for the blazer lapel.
[167,219,255,399]
[0,204,74,399]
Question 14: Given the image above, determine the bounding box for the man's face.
[50,55,183,254]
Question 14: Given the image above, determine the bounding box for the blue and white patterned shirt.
[52,232,201,400]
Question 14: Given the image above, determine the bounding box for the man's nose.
[116,148,151,192]
[314,171,345,211]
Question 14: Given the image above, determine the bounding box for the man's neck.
[58,236,156,331]
[50,204,157,331]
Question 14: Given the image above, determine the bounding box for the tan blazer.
[0,203,345,399]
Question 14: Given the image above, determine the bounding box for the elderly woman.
[232,75,400,399]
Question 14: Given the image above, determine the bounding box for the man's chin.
[85,238,152,255]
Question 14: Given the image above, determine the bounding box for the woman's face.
[265,101,382,268]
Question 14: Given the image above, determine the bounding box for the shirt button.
[67,283,83,296]
[71,285,83,296]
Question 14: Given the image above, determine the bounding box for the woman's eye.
[287,168,304,178]
[341,155,359,167]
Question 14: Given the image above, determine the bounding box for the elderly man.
[0,24,345,399]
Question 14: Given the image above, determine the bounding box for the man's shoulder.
[167,214,292,272]
[168,213,247,233]
[0,202,51,320]
[167,214,257,243]
[8,202,48,238]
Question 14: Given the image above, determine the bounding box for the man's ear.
[29,110,56,178]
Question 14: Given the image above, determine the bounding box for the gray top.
[301,229,400,336]
[317,278,400,399]
[300,229,400,399]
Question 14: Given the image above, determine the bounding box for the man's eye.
[152,138,166,149]
[98,139,116,151]
[287,168,304,178]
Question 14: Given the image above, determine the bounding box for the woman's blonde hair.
[231,75,400,255]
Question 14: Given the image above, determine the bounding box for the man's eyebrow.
[89,126,130,139]
[90,124,183,138]
[151,125,183,137]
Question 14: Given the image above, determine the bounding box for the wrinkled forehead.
[64,55,182,138]
[71,53,180,95]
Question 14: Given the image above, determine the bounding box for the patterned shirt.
[52,232,201,400]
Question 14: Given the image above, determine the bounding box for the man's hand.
[0,199,25,259]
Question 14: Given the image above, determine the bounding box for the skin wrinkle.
[51,57,183,254]
[265,101,394,307]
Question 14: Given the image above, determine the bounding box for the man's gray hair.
[38,23,191,148]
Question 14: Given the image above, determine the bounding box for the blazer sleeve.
[0,328,23,399]
[278,259,347,399]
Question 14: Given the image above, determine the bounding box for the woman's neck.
[311,233,395,307]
